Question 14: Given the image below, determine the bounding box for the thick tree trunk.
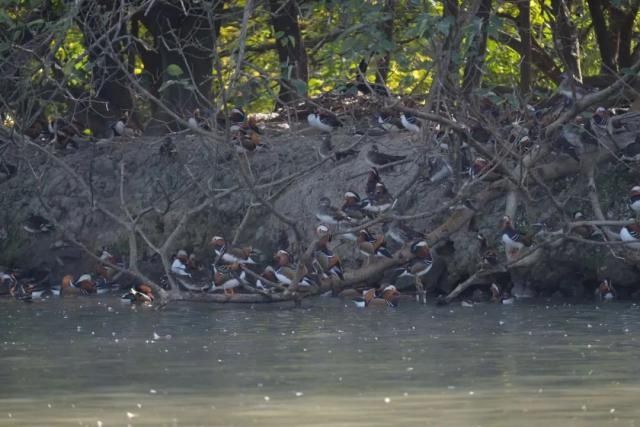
[551,0,582,81]
[268,0,308,108]
[517,0,532,95]
[491,32,562,82]
[140,2,215,134]
[587,0,617,73]
[462,0,492,95]
[78,1,133,137]
[609,4,639,69]
[375,0,395,86]
[439,0,460,96]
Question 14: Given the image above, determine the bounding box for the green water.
[0,297,639,426]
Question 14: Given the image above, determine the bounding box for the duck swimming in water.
[352,285,400,308]
[121,284,154,304]
[594,279,616,302]
[60,275,88,297]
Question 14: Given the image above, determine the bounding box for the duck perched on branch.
[313,225,345,280]
[357,229,392,264]
[620,222,640,249]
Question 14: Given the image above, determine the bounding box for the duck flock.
[5,91,640,307]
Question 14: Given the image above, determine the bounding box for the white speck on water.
[587,324,593,328]
[624,328,630,333]
[217,359,222,363]
[587,344,592,349]
[257,383,263,388]
[76,326,82,332]
[384,397,391,403]
[149,389,157,394]
[264,396,270,402]
[136,403,142,409]
[469,391,475,396]
[7,413,11,418]
[97,421,103,427]
[581,405,587,411]
[107,306,113,312]
[303,348,308,352]
[499,320,505,325]
[610,408,616,414]
[406,367,414,372]
[538,388,543,393]
[338,377,343,382]
[153,332,161,340]
[126,411,137,419]
[47,404,52,408]
[114,339,119,343]
[295,392,304,397]
[447,386,456,390]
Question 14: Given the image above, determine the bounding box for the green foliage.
[2,0,637,121]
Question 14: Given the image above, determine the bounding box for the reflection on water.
[0,298,639,426]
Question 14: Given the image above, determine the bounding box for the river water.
[0,297,639,426]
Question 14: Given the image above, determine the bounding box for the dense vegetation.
[2,0,639,133]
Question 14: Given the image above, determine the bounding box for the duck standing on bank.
[400,112,421,133]
[316,197,353,226]
[363,182,395,214]
[365,144,406,168]
[500,215,533,261]
[629,186,640,218]
[365,167,382,199]
[317,134,358,161]
[188,108,212,131]
[110,112,138,138]
[342,191,369,221]
[23,214,54,234]
[308,110,343,133]
[377,111,403,132]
